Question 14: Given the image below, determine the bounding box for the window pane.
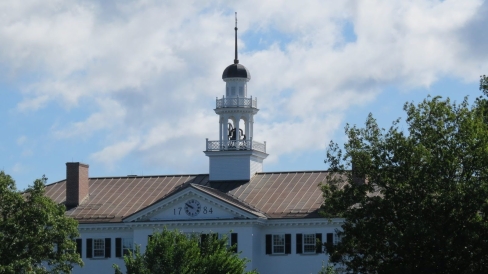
[303,234,316,253]
[122,238,133,249]
[273,234,285,254]
[122,238,133,255]
[93,239,105,257]
[219,234,231,249]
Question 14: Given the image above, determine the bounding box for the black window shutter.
[327,233,334,245]
[76,239,82,256]
[285,234,292,254]
[105,238,111,258]
[115,238,122,258]
[316,233,323,253]
[86,239,93,258]
[148,235,153,242]
[201,234,208,243]
[296,234,303,254]
[265,234,272,254]
[231,233,238,252]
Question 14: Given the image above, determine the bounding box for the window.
[266,234,291,255]
[231,87,236,96]
[226,87,229,96]
[218,233,238,252]
[116,238,133,257]
[273,235,285,254]
[239,87,244,97]
[93,239,105,258]
[303,234,316,253]
[123,238,133,255]
[327,232,341,245]
[86,238,111,258]
[334,233,342,244]
[296,233,322,254]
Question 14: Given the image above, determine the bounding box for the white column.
[249,115,254,140]
[224,116,229,149]
[219,116,223,143]
[245,114,250,140]
[235,116,240,141]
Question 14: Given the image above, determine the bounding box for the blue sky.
[1,0,487,190]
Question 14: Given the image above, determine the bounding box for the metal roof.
[222,63,251,80]
[44,171,331,223]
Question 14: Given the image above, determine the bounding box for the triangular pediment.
[123,184,266,222]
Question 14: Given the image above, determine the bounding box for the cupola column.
[219,116,223,144]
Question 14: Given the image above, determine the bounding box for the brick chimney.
[66,162,89,207]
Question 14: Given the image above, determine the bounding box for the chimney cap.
[66,162,89,167]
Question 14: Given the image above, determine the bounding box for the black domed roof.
[222,63,251,80]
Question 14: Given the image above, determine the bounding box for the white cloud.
[52,97,125,139]
[1,0,488,173]
[16,135,27,145]
[90,137,140,169]
[12,162,25,173]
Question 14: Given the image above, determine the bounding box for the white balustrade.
[206,139,266,153]
[216,97,257,109]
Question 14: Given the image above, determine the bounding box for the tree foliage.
[480,75,488,96]
[0,171,83,273]
[113,228,257,274]
[321,83,488,273]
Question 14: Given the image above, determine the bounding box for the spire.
[234,12,239,64]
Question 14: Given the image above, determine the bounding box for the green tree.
[113,228,257,274]
[321,85,488,273]
[480,75,488,95]
[0,171,83,273]
[317,261,338,274]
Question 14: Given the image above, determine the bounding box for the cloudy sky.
[1,0,487,190]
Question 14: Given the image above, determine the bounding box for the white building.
[44,19,342,274]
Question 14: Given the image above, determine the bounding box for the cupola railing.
[206,138,266,153]
[216,96,257,109]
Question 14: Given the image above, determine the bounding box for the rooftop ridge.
[255,170,331,175]
[46,173,209,186]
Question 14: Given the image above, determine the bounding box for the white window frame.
[334,233,343,245]
[122,238,133,256]
[272,234,285,254]
[303,233,316,254]
[93,238,105,258]
[218,233,231,249]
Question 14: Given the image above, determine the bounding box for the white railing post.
[206,138,209,151]
[264,141,266,153]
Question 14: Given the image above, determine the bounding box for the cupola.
[204,13,268,181]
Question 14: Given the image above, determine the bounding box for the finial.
[234,12,239,64]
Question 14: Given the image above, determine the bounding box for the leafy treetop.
[321,79,488,273]
[0,171,83,274]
